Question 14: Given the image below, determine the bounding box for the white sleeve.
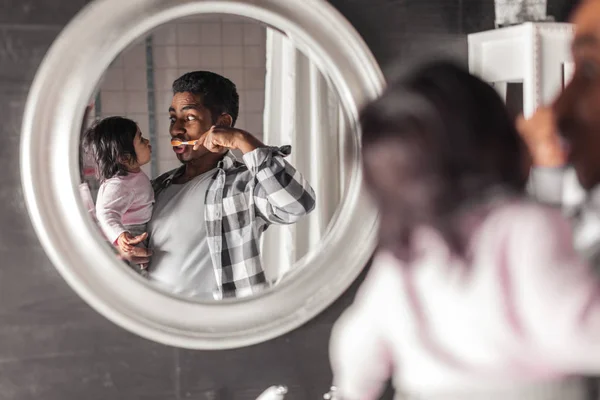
[329,254,395,400]
[95,181,134,244]
[527,167,565,207]
[512,206,600,373]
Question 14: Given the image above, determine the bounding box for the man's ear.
[216,113,233,127]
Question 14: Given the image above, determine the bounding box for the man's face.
[554,0,600,190]
[169,92,223,163]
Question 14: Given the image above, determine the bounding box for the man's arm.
[518,107,569,207]
[243,145,316,224]
[197,126,316,224]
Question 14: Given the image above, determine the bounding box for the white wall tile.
[157,136,175,161]
[197,46,222,68]
[243,46,263,68]
[155,91,174,115]
[156,115,173,136]
[154,68,179,91]
[99,91,125,114]
[153,46,178,68]
[152,23,178,46]
[177,46,201,67]
[177,67,191,76]
[223,68,244,89]
[237,89,247,114]
[130,113,150,136]
[110,54,124,68]
[157,131,172,142]
[244,90,265,113]
[123,44,146,70]
[124,68,147,91]
[200,23,222,45]
[125,91,149,114]
[101,67,124,91]
[235,114,246,130]
[244,68,266,90]
[222,23,243,45]
[243,23,265,45]
[245,113,263,139]
[222,46,243,67]
[177,23,201,45]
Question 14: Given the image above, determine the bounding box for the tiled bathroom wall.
[88,15,267,181]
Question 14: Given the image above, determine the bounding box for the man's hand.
[193,126,264,154]
[516,107,567,168]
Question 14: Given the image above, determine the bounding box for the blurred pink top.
[330,200,600,399]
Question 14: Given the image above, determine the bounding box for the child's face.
[133,128,152,166]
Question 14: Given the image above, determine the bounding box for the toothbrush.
[171,139,199,146]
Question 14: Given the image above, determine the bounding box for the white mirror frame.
[20,0,384,349]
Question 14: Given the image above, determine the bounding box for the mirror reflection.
[77,15,349,301]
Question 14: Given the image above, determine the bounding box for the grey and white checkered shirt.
[151,145,316,299]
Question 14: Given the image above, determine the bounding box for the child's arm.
[95,181,136,247]
[329,254,395,400]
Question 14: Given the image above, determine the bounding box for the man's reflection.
[144,71,315,300]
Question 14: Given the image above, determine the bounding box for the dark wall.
[0,0,571,399]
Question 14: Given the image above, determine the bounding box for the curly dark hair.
[81,116,138,181]
[361,60,526,263]
[172,71,239,126]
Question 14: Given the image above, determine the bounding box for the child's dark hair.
[81,116,139,181]
[172,71,239,126]
[361,60,526,263]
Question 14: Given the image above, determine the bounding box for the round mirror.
[21,0,384,349]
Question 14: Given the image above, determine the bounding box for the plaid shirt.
[151,145,316,299]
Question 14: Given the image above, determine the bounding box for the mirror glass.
[77,14,350,301]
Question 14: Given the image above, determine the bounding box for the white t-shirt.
[147,169,217,300]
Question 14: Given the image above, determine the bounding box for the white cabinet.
[468,22,574,117]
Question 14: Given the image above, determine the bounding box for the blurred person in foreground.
[522,0,600,264]
[329,60,600,400]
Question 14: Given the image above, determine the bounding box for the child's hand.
[117,231,148,254]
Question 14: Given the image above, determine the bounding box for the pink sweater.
[330,201,600,399]
[95,171,154,244]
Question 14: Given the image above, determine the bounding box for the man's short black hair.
[172,71,239,127]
